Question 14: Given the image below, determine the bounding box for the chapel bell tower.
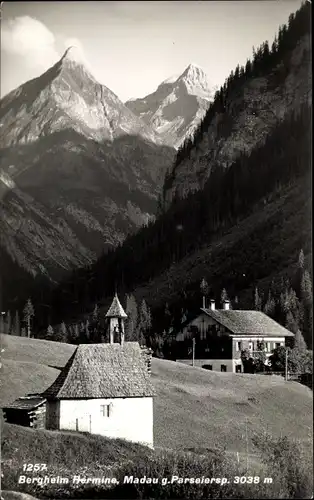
[105,293,128,345]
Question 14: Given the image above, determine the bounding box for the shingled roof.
[42,342,155,399]
[105,294,127,318]
[3,396,46,411]
[201,309,294,337]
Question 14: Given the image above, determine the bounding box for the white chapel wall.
[59,397,154,447]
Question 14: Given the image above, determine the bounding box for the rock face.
[126,64,216,149]
[0,48,175,282]
[163,35,311,207]
[0,47,163,147]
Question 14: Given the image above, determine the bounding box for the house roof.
[105,294,127,318]
[200,308,294,337]
[3,396,46,411]
[42,342,155,399]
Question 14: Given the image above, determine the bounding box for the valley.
[0,2,312,499]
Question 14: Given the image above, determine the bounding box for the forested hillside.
[2,1,311,350]
[163,2,311,206]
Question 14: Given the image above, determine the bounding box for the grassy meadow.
[0,333,313,498]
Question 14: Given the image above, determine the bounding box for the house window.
[202,364,212,371]
[248,342,253,351]
[100,404,111,417]
[221,364,227,372]
[236,365,242,373]
[266,342,271,352]
[236,341,242,352]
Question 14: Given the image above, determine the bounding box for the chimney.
[210,299,215,311]
[223,300,230,310]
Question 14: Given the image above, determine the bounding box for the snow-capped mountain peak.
[0,48,163,147]
[126,63,215,148]
[177,63,214,100]
[62,46,85,64]
[59,46,95,78]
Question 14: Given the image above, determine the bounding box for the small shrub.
[252,432,313,499]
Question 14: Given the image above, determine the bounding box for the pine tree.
[92,304,99,322]
[263,40,270,59]
[300,269,313,345]
[138,299,151,346]
[263,290,276,317]
[285,310,299,334]
[298,249,305,269]
[280,287,302,332]
[245,59,252,76]
[46,325,54,340]
[90,304,100,342]
[294,329,307,351]
[125,294,138,341]
[85,319,90,342]
[301,269,312,303]
[271,34,278,55]
[164,302,172,333]
[0,314,4,334]
[5,310,12,334]
[200,278,209,308]
[293,249,305,298]
[23,298,35,338]
[72,324,80,344]
[254,287,262,311]
[59,322,67,342]
[14,310,21,336]
[220,288,229,306]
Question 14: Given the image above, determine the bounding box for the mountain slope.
[0,49,175,285]
[163,8,311,206]
[37,101,311,345]
[126,64,216,149]
[31,2,312,348]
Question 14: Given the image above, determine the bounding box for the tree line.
[251,249,312,346]
[1,295,153,348]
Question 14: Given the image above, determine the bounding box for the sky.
[1,1,304,102]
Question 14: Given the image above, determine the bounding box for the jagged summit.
[183,63,205,73]
[159,64,208,88]
[125,63,215,148]
[178,63,208,80]
[61,46,86,64]
[177,63,213,99]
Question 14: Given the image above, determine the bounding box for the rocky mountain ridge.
[125,64,216,149]
[0,46,163,148]
[0,49,175,285]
